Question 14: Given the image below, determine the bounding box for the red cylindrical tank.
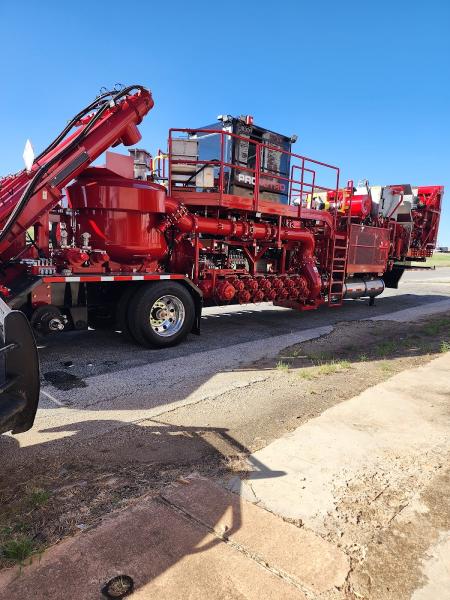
[67,172,167,264]
[342,193,372,218]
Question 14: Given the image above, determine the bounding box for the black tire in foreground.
[0,298,40,434]
[127,282,195,348]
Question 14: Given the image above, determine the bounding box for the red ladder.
[327,232,349,307]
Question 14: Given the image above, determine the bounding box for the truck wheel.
[30,305,64,338]
[116,285,141,339]
[88,310,115,330]
[127,282,194,348]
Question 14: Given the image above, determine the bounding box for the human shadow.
[0,419,284,599]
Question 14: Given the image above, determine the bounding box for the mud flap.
[383,266,405,289]
[191,291,203,335]
[0,298,40,434]
[180,279,203,336]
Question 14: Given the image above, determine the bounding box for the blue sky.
[1,0,449,243]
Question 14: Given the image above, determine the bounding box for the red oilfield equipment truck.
[0,85,443,434]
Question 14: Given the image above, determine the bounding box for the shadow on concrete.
[0,419,285,600]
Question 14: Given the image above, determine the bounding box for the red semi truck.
[0,85,443,433]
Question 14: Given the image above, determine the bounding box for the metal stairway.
[328,232,349,307]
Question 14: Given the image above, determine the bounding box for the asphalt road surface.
[3,267,450,456]
[38,267,450,384]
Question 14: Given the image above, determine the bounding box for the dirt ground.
[1,313,449,592]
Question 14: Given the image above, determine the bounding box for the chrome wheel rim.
[149,295,185,337]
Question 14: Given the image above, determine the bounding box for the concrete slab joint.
[161,476,350,595]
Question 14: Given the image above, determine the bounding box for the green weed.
[1,536,35,563]
[375,340,398,357]
[298,370,315,380]
[27,488,50,508]
[276,361,290,372]
[311,359,352,376]
[440,340,450,353]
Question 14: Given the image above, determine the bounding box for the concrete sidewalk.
[230,352,450,599]
[0,477,349,600]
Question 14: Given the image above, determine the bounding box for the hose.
[34,90,114,163]
[35,85,146,162]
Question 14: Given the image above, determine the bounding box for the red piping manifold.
[161,198,321,300]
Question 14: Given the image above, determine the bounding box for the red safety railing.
[167,128,340,219]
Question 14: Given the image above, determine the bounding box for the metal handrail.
[168,127,340,213]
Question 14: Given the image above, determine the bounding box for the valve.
[272,278,284,290]
[297,275,309,297]
[256,276,272,292]
[54,248,90,268]
[81,232,91,249]
[277,287,289,300]
[89,250,110,265]
[216,280,236,302]
[198,279,213,299]
[237,289,251,304]
[227,277,245,292]
[284,277,296,290]
[243,277,258,292]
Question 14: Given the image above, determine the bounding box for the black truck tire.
[127,282,195,348]
[116,285,141,339]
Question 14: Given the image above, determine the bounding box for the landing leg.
[369,296,375,307]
